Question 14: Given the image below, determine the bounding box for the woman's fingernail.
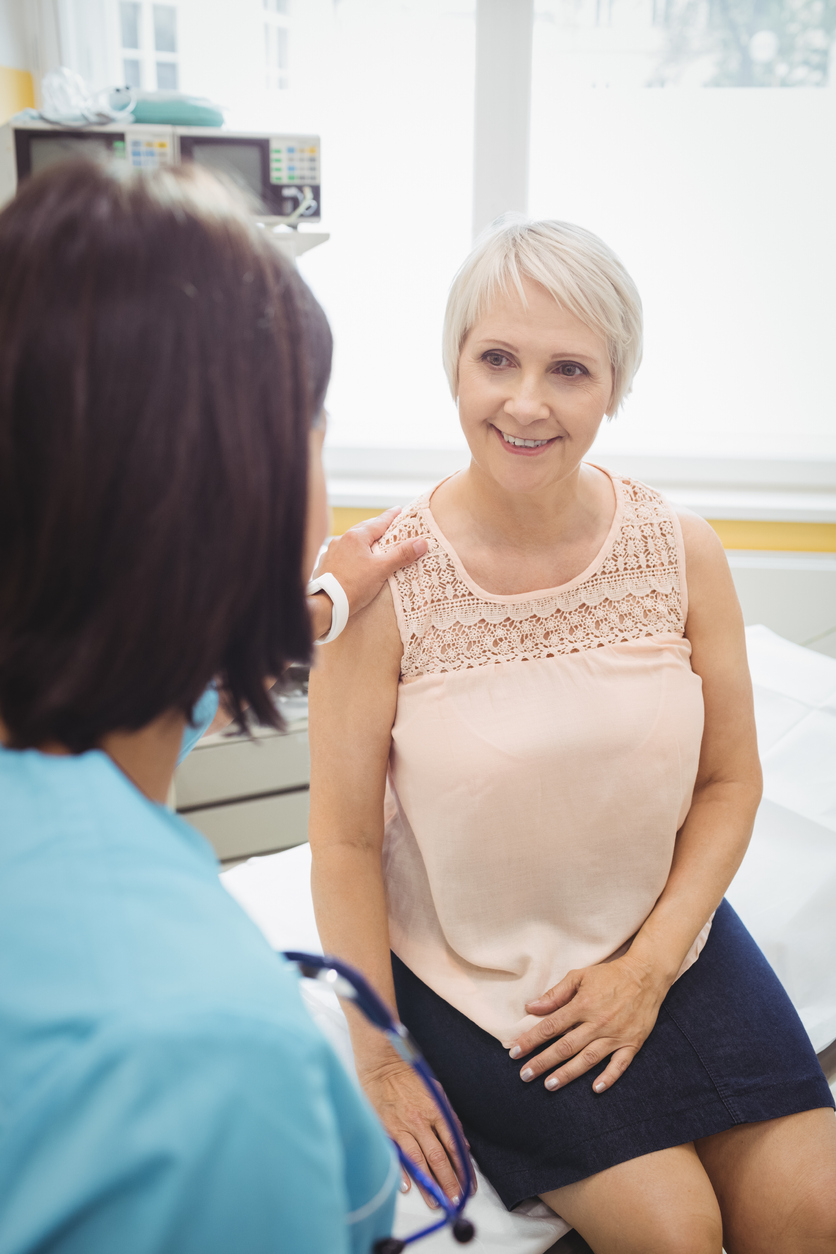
[521,1067,534,1081]
[594,1081,606,1092]
[509,1045,521,1059]
[412,539,428,556]
[400,1179,409,1193]
[545,1076,560,1090]
[452,1195,461,1206]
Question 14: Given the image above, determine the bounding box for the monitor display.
[29,134,113,176]
[188,141,263,200]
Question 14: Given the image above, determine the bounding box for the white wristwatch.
[306,572,350,644]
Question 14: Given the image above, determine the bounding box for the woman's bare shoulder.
[674,505,744,647]
[675,505,728,574]
[309,578,402,702]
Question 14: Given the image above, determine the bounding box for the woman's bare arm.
[308,585,403,1062]
[308,584,468,1203]
[618,509,762,980]
[511,511,762,1092]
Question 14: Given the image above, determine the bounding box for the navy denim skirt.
[392,900,834,1210]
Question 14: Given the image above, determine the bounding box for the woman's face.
[457,278,613,495]
[303,415,329,582]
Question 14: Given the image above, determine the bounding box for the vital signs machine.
[0,120,326,257]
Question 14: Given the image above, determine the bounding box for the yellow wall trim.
[332,505,836,553]
[0,66,35,126]
[706,519,836,552]
[330,506,388,535]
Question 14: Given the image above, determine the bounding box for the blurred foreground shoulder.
[0,1003,394,1254]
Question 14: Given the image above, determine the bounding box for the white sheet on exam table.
[726,625,836,1053]
[220,625,836,1252]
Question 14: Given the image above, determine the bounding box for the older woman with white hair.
[308,219,836,1254]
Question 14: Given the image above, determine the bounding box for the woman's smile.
[492,424,562,456]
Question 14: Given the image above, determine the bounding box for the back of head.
[442,216,643,416]
[0,159,330,751]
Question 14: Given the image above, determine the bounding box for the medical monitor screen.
[188,141,263,201]
[28,134,113,176]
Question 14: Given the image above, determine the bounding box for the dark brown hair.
[0,159,331,751]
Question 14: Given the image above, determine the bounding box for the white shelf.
[261,226,329,259]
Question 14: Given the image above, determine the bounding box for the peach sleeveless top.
[378,468,707,1046]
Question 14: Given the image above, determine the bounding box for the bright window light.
[156,60,178,89]
[120,1,141,50]
[173,0,475,450]
[153,4,178,54]
[530,0,836,461]
[123,57,142,88]
[265,24,289,90]
[101,0,832,460]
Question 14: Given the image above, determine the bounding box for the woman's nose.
[503,381,550,426]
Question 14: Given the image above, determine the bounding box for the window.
[120,1,141,50]
[123,57,142,87]
[532,0,836,89]
[153,0,474,451]
[156,61,178,88]
[651,0,836,88]
[529,0,836,461]
[265,23,289,90]
[263,0,290,91]
[116,2,179,96]
[93,0,832,464]
[153,5,177,54]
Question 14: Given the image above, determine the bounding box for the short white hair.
[442,216,643,416]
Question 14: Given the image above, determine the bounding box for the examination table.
[220,626,836,1253]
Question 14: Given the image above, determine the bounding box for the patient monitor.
[0,120,327,258]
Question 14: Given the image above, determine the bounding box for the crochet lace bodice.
[379,471,686,682]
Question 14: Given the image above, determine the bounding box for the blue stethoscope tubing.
[283,951,476,1251]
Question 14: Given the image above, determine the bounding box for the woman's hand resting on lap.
[358,1057,472,1206]
[509,954,672,1093]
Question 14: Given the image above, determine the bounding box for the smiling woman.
[434,284,619,595]
[441,217,643,419]
[308,216,836,1254]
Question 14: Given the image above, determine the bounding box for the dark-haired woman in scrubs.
[0,159,427,1254]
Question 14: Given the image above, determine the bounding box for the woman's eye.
[483,351,510,368]
[556,362,585,377]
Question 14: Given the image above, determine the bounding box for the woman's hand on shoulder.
[310,507,427,638]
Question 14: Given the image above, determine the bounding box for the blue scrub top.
[0,745,396,1254]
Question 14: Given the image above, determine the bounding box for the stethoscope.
[283,952,476,1252]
